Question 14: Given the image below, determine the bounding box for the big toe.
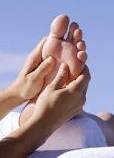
[50,14,69,39]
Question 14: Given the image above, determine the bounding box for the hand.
[13,38,56,102]
[0,65,90,158]
[32,64,90,133]
[0,38,56,119]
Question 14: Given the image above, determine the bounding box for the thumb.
[51,63,69,90]
[31,56,56,81]
[21,38,47,75]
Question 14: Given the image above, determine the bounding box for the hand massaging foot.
[17,15,108,151]
[19,15,87,125]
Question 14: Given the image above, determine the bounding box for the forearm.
[0,117,51,158]
[0,83,24,119]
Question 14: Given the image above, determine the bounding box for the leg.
[97,112,114,146]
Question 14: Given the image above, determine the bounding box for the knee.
[97,112,113,122]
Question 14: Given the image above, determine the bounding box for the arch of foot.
[42,15,87,85]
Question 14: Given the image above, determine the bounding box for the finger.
[51,63,69,90]
[67,66,91,93]
[83,83,89,97]
[81,81,89,106]
[31,56,56,81]
[22,37,47,75]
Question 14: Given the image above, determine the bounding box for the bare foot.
[19,15,87,126]
[42,15,87,85]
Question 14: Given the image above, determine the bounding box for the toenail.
[70,22,79,31]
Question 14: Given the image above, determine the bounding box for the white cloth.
[38,117,107,151]
[29,116,107,157]
[0,104,25,140]
[29,147,114,158]
[58,147,114,158]
[0,107,108,158]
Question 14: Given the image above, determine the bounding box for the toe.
[77,40,86,51]
[77,51,87,64]
[50,14,69,39]
[73,29,83,44]
[66,22,79,42]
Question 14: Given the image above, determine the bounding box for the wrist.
[12,117,52,156]
[31,105,59,135]
[5,82,25,108]
[0,83,25,119]
[0,117,51,158]
[10,81,26,104]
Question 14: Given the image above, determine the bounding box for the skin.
[20,15,87,125]
[20,15,114,148]
[0,39,55,119]
[0,15,90,157]
[0,62,90,158]
[0,13,113,157]
[42,15,87,83]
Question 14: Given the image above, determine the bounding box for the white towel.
[58,147,114,158]
[29,147,114,158]
[0,103,26,140]
[29,117,108,158]
[38,117,107,151]
[0,106,108,158]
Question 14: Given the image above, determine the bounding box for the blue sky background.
[0,0,114,114]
